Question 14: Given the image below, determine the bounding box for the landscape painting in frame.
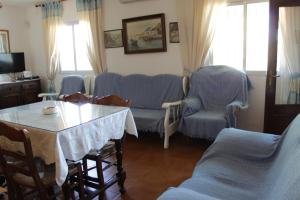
[122,13,167,54]
[104,29,123,48]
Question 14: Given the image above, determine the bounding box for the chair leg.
[83,157,88,176]
[115,139,126,194]
[62,182,71,200]
[164,131,170,149]
[76,163,85,199]
[96,157,105,200]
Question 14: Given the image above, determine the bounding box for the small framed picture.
[0,30,10,53]
[169,22,179,43]
[104,29,123,48]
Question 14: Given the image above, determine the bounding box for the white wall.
[22,0,266,131]
[0,5,31,70]
[237,74,267,132]
[104,0,182,75]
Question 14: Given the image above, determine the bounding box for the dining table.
[0,100,138,186]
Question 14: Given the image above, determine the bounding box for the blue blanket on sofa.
[158,114,300,200]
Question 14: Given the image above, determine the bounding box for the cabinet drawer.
[22,82,39,90]
[0,85,21,95]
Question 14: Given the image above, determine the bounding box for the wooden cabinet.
[0,79,41,109]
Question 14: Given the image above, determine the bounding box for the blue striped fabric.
[76,0,102,12]
[42,1,63,19]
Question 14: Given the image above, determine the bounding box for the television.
[0,53,25,74]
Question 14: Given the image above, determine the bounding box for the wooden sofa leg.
[164,132,169,149]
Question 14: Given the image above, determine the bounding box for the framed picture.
[0,30,10,53]
[169,22,180,43]
[122,13,167,54]
[104,29,123,48]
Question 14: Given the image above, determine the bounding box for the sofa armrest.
[203,128,281,160]
[162,100,182,108]
[181,97,202,117]
[38,93,59,101]
[161,100,182,149]
[226,101,248,127]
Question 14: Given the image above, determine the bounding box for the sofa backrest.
[93,73,184,110]
[263,114,300,200]
[188,65,249,110]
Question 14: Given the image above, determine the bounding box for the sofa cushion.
[93,73,184,110]
[180,110,227,140]
[131,108,165,135]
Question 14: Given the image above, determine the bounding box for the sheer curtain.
[76,0,107,75]
[42,2,63,92]
[176,0,226,74]
[276,7,300,104]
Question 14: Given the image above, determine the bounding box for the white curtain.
[276,7,300,104]
[76,0,107,75]
[42,2,63,92]
[176,0,226,74]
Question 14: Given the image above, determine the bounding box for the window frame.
[59,22,93,74]
[223,0,269,74]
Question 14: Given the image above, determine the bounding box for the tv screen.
[0,53,25,74]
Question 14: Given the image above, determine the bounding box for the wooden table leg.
[114,138,126,194]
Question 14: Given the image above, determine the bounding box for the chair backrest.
[94,95,131,107]
[93,73,184,109]
[59,75,86,96]
[188,65,249,110]
[0,122,45,189]
[63,92,92,104]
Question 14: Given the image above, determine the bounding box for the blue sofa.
[158,114,300,200]
[93,73,185,148]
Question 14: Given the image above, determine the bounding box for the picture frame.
[169,22,180,43]
[122,13,167,54]
[0,30,10,53]
[104,29,123,48]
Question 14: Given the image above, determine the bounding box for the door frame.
[264,0,300,133]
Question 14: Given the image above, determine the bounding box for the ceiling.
[1,0,40,6]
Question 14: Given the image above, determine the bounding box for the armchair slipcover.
[179,65,249,140]
[38,75,86,100]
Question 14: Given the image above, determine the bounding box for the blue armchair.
[179,65,249,140]
[38,75,86,100]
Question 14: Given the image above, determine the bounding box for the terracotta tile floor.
[98,133,210,200]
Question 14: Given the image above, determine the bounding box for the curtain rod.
[35,0,66,8]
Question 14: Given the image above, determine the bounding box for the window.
[58,23,92,72]
[212,1,269,71]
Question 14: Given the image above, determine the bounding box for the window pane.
[74,24,92,71]
[58,25,75,71]
[246,2,269,71]
[213,5,244,71]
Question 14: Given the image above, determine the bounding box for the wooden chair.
[0,122,84,200]
[83,95,130,199]
[63,92,92,104]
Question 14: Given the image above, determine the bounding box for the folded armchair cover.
[158,114,300,200]
[179,65,249,139]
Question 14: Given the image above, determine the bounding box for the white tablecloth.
[0,102,137,186]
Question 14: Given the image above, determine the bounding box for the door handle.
[271,74,280,78]
[268,74,280,86]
